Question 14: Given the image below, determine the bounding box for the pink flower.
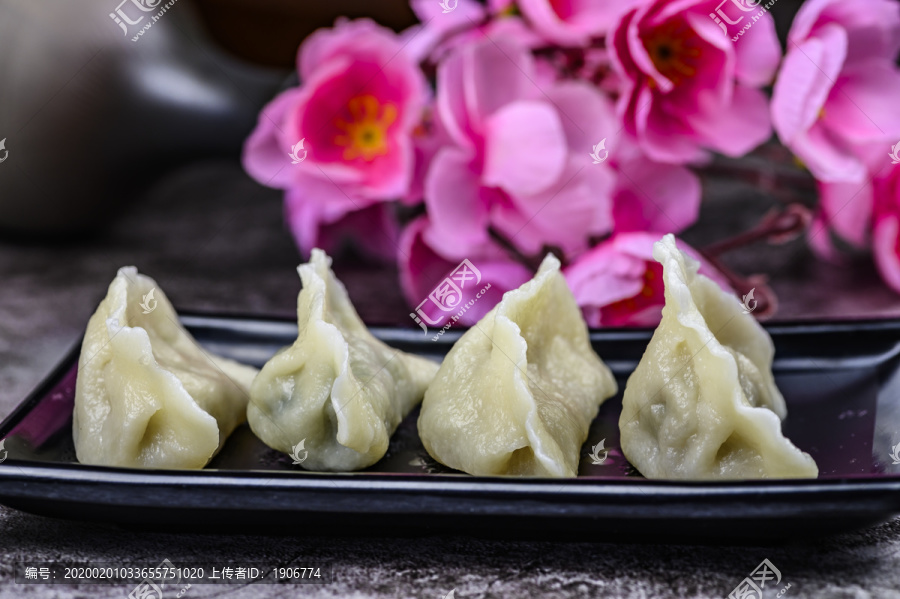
[609,0,780,164]
[399,217,532,327]
[771,0,900,183]
[424,35,617,258]
[807,179,874,260]
[872,168,900,292]
[286,192,400,260]
[407,0,542,64]
[242,19,427,253]
[406,0,488,63]
[611,135,701,234]
[564,232,732,327]
[811,161,900,295]
[516,0,647,46]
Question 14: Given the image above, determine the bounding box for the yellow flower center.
[334,95,397,161]
[499,2,520,17]
[644,20,700,87]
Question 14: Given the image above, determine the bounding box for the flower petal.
[464,35,538,123]
[793,123,868,183]
[614,158,700,234]
[544,80,618,154]
[399,216,532,326]
[772,26,846,144]
[730,7,781,87]
[495,157,616,255]
[242,88,305,189]
[816,179,873,248]
[687,85,772,157]
[874,215,900,293]
[483,101,568,196]
[424,147,491,256]
[825,59,900,142]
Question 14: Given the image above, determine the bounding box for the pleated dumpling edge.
[619,234,818,480]
[73,266,258,470]
[652,235,786,419]
[248,249,439,472]
[418,253,617,478]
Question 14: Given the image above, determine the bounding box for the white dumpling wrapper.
[418,254,617,478]
[248,249,439,471]
[619,234,818,479]
[74,267,258,469]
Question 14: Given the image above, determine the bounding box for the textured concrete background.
[2,163,900,598]
[2,504,900,599]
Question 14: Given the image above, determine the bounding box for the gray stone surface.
[2,162,900,598]
[2,504,900,599]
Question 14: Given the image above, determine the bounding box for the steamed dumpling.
[248,249,439,471]
[74,267,258,469]
[619,235,818,479]
[418,254,617,477]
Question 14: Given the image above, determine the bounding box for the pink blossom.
[286,192,400,260]
[609,0,780,164]
[424,35,617,258]
[611,135,701,234]
[399,217,532,327]
[407,0,542,64]
[406,0,488,63]
[517,0,648,47]
[807,179,874,261]
[564,232,732,327]
[771,0,900,183]
[242,19,427,254]
[810,162,900,294]
[872,168,900,292]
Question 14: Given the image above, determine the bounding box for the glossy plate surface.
[2,315,900,540]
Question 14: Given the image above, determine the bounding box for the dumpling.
[248,249,439,471]
[619,234,818,479]
[418,254,618,477]
[74,267,258,469]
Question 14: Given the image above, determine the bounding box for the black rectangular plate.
[2,314,900,540]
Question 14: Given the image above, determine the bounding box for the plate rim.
[3,313,900,497]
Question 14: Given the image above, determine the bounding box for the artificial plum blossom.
[408,0,543,64]
[564,232,732,327]
[611,135,701,234]
[399,217,532,327]
[515,0,648,47]
[406,0,487,63]
[609,0,780,164]
[242,19,427,254]
[873,167,900,293]
[424,34,617,258]
[808,159,900,296]
[239,5,856,327]
[409,0,631,58]
[771,0,900,183]
[807,179,874,261]
[286,195,400,260]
